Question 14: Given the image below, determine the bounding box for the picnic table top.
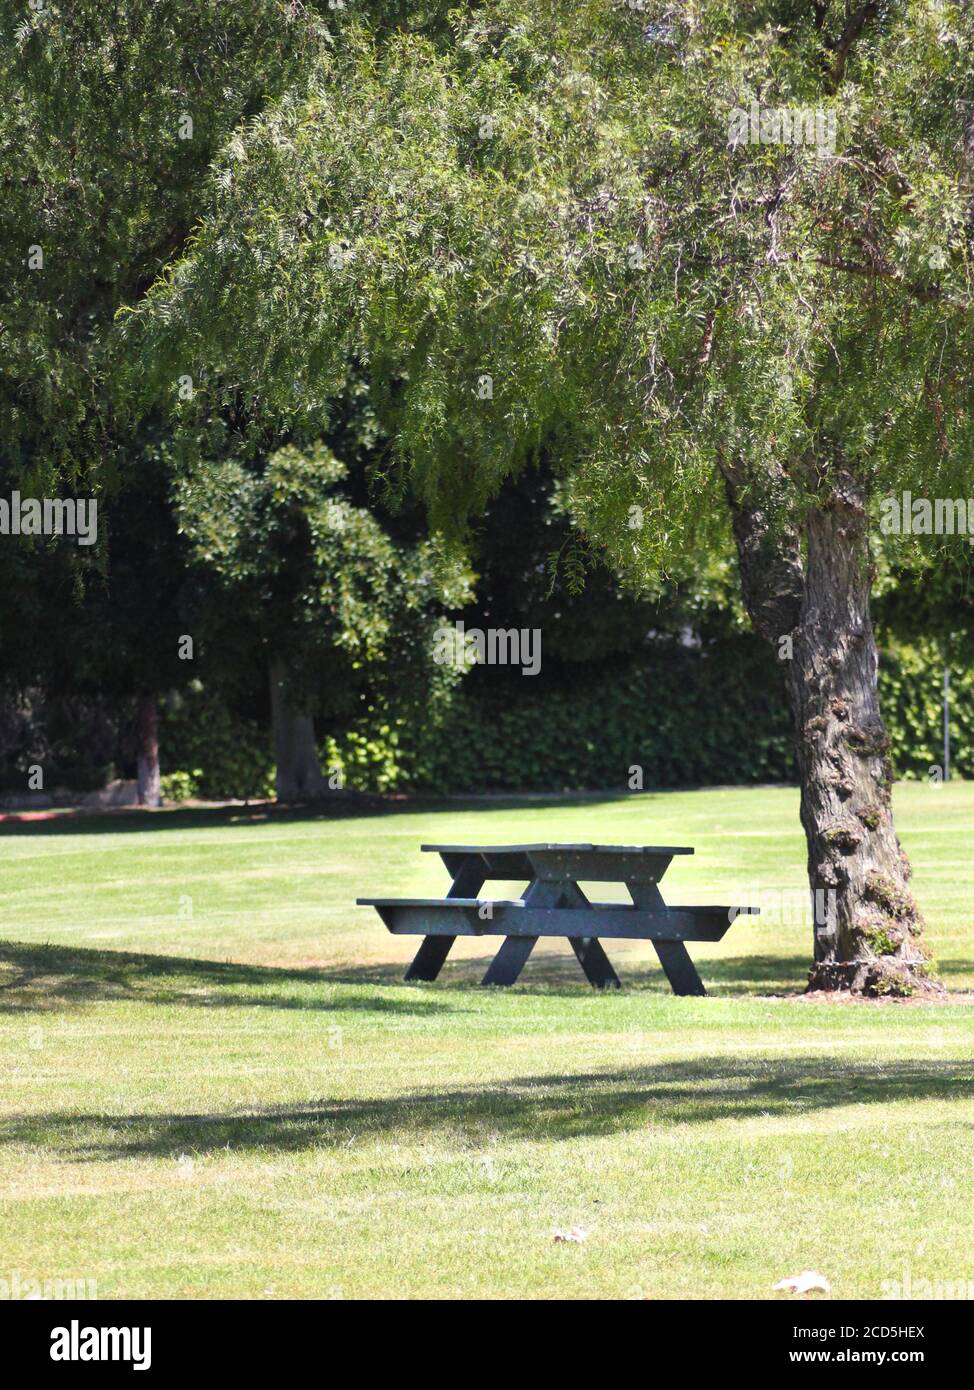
[421,842,695,856]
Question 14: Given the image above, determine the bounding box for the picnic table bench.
[357,842,756,995]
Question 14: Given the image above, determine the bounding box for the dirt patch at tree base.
[758,990,972,1006]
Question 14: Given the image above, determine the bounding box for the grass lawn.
[1,781,973,1301]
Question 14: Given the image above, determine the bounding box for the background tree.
[176,427,468,800]
[50,432,195,807]
[0,0,334,800]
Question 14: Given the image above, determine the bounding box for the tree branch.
[801,253,962,308]
[830,2,879,86]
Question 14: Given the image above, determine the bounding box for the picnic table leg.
[560,883,621,988]
[480,874,565,986]
[651,940,706,997]
[479,878,624,989]
[570,937,622,989]
[628,882,707,996]
[404,936,457,983]
[481,934,537,986]
[404,856,486,983]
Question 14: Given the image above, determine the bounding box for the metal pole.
[943,666,951,782]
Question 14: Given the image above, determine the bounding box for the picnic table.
[357,842,756,995]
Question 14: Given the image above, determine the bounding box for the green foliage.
[123,2,974,578]
[177,439,411,682]
[0,689,116,792]
[0,0,337,730]
[879,635,974,781]
[158,769,203,804]
[175,432,470,731]
[159,687,273,801]
[320,725,404,796]
[0,0,331,471]
[5,3,972,822]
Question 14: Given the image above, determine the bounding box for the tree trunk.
[721,457,941,997]
[135,692,161,808]
[269,658,326,802]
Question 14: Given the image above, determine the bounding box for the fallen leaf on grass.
[773,1270,831,1296]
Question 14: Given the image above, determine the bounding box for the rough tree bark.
[135,691,161,808]
[720,456,941,997]
[269,657,327,802]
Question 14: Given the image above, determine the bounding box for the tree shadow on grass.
[0,941,461,1018]
[3,940,965,1014]
[279,951,814,996]
[0,790,648,838]
[300,949,974,997]
[0,937,813,1011]
[932,959,974,984]
[2,1056,972,1161]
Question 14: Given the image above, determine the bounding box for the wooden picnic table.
[357,842,756,995]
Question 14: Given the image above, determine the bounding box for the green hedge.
[159,686,274,800]
[158,637,971,799]
[880,636,972,780]
[394,638,796,792]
